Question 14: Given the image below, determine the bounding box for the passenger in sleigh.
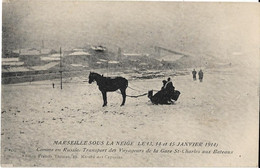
[148,78,180,105]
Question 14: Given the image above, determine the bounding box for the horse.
[88,72,128,107]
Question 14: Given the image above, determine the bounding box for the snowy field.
[1,66,259,167]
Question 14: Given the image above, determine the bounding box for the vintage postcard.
[1,1,259,167]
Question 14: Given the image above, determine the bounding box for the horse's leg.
[120,88,126,106]
[101,91,107,107]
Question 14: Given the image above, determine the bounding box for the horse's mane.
[90,72,102,77]
[91,72,120,79]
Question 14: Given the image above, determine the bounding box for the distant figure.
[192,69,197,80]
[198,69,204,82]
[52,83,55,88]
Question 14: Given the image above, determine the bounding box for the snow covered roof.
[73,49,84,52]
[156,54,183,62]
[68,51,91,56]
[91,46,106,51]
[71,64,88,67]
[123,53,143,57]
[40,53,64,61]
[13,48,32,54]
[2,58,19,62]
[71,64,83,67]
[41,57,60,61]
[2,62,24,66]
[50,53,62,57]
[108,61,119,64]
[31,62,59,71]
[99,59,108,62]
[3,67,30,72]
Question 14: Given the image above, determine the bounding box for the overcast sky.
[2,1,259,59]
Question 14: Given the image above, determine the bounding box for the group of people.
[161,77,175,103]
[192,69,203,82]
[148,77,180,105]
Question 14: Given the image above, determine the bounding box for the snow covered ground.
[1,65,259,167]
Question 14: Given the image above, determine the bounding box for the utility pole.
[60,47,62,90]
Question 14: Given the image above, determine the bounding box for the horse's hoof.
[102,104,107,107]
[120,104,125,106]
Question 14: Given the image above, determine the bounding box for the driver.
[163,78,175,103]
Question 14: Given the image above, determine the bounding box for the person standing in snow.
[198,69,204,82]
[192,69,197,80]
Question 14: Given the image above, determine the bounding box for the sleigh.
[148,89,181,105]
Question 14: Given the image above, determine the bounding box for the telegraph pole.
[60,47,62,90]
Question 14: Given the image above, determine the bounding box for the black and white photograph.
[1,1,259,167]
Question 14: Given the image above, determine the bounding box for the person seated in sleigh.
[148,77,180,105]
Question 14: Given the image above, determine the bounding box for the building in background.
[63,51,91,65]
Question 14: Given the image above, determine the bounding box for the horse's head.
[88,72,95,84]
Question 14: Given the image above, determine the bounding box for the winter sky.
[2,1,259,60]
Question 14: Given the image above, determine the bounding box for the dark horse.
[88,72,128,107]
